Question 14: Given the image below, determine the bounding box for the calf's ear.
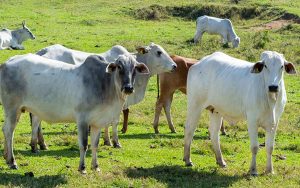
[284,62,296,74]
[251,61,264,73]
[106,63,117,73]
[136,46,149,54]
[135,63,150,74]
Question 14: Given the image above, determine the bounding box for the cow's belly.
[25,106,75,123]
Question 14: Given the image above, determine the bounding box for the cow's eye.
[281,65,283,69]
[157,51,162,57]
[264,65,267,69]
[117,64,122,70]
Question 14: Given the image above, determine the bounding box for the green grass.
[0,0,299,187]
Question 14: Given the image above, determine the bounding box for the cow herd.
[0,17,296,176]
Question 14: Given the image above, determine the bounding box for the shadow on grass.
[119,132,209,140]
[125,165,242,187]
[10,147,79,158]
[0,173,67,188]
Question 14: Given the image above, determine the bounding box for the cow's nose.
[171,64,177,72]
[124,86,134,94]
[269,85,278,92]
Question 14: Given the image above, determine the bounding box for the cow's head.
[232,37,240,48]
[106,54,149,95]
[21,21,36,40]
[136,42,177,75]
[251,51,296,99]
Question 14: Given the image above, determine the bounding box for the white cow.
[30,43,177,152]
[0,53,149,173]
[184,51,296,175]
[194,15,240,48]
[0,21,35,50]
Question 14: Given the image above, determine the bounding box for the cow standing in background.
[0,21,35,50]
[184,51,296,175]
[0,53,149,173]
[194,15,240,48]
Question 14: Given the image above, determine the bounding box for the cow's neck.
[12,29,26,44]
[135,53,155,77]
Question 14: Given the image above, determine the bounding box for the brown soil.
[252,19,293,31]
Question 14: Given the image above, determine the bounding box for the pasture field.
[0,0,299,187]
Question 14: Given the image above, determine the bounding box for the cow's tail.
[157,74,160,99]
[0,64,3,105]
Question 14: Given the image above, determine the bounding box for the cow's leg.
[30,113,40,153]
[30,113,48,152]
[183,103,203,166]
[265,124,277,174]
[77,121,89,174]
[112,122,121,148]
[194,30,204,44]
[2,108,20,169]
[220,121,226,135]
[90,125,101,172]
[209,112,226,167]
[37,125,48,150]
[153,97,164,134]
[247,118,259,176]
[163,94,176,133]
[103,127,112,146]
[121,108,129,133]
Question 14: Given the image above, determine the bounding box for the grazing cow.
[151,55,226,134]
[0,21,35,50]
[183,51,296,175]
[0,53,149,173]
[194,15,240,48]
[30,43,177,152]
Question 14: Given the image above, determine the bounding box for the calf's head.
[136,42,177,74]
[251,51,296,97]
[106,54,149,95]
[232,37,240,48]
[20,21,36,40]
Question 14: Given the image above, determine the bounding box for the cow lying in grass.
[30,43,176,152]
[194,15,240,48]
[184,51,296,175]
[0,53,149,174]
[0,21,35,50]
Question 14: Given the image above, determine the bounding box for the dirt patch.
[253,19,293,31]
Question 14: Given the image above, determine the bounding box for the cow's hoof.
[80,170,87,175]
[39,144,48,150]
[154,129,159,134]
[9,164,18,169]
[185,162,193,167]
[93,167,101,172]
[113,143,122,148]
[249,169,258,176]
[217,162,227,168]
[121,128,127,134]
[103,141,112,146]
[31,149,39,154]
[221,132,227,136]
[170,130,177,134]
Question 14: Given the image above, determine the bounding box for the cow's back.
[188,52,261,121]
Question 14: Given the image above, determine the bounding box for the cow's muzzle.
[123,86,134,94]
[268,85,278,93]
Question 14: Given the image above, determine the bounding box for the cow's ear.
[135,63,149,74]
[106,63,117,73]
[284,61,296,74]
[136,46,149,54]
[22,20,26,28]
[251,61,264,73]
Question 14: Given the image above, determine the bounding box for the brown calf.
[121,55,226,134]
